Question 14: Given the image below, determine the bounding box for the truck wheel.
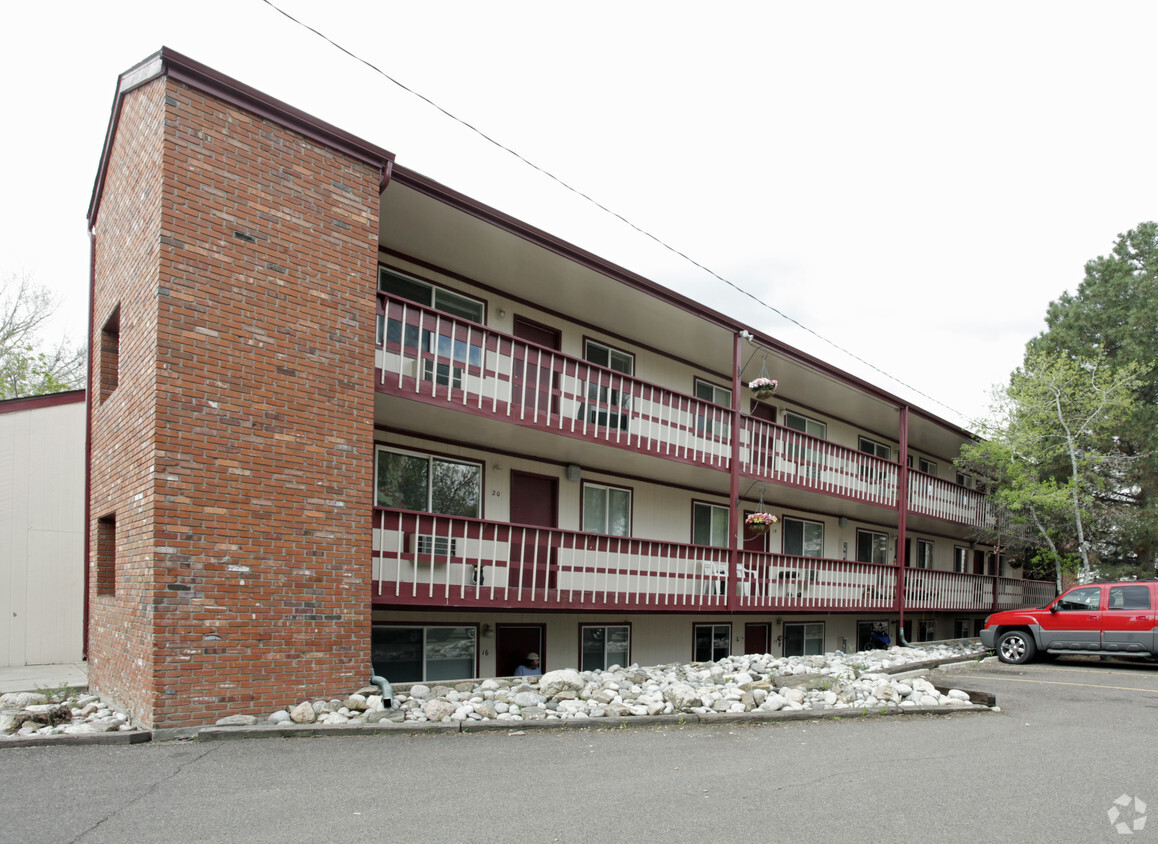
[997,630,1037,664]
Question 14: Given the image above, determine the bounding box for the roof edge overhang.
[87,47,396,228]
[390,163,976,440]
[0,388,87,415]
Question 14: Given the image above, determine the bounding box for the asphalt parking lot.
[2,655,1156,843]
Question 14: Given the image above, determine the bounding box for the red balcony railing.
[377,296,731,469]
[734,552,898,611]
[907,469,994,529]
[373,509,731,612]
[376,298,1004,528]
[741,418,899,507]
[372,510,1054,614]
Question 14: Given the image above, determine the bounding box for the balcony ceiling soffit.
[380,183,975,460]
[380,184,730,372]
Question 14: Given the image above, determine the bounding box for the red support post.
[727,332,744,611]
[895,405,910,626]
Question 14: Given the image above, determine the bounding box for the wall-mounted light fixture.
[566,464,581,482]
[838,516,848,528]
[481,624,494,638]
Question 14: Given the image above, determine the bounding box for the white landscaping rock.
[289,701,317,724]
[538,669,584,698]
[423,699,457,722]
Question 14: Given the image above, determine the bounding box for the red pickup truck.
[980,581,1158,664]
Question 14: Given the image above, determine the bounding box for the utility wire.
[259,0,969,424]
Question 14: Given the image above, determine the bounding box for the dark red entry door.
[512,317,560,423]
[509,471,558,597]
[510,471,558,528]
[744,623,770,655]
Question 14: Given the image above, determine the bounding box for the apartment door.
[496,624,545,676]
[509,471,558,596]
[973,549,986,575]
[510,471,558,528]
[512,317,560,423]
[744,623,770,655]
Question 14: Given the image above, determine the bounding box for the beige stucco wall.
[0,397,86,667]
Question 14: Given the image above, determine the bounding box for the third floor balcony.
[375,295,993,531]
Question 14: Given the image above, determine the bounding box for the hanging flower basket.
[749,377,778,400]
[745,512,779,536]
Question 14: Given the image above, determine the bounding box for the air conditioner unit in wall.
[410,534,457,557]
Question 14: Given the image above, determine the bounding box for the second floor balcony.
[372,509,1056,614]
[376,296,995,530]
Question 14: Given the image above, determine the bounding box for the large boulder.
[513,691,546,708]
[422,699,457,721]
[0,692,47,710]
[663,683,700,711]
[538,669,584,699]
[289,701,317,724]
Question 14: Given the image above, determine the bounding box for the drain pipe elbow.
[897,621,912,648]
[370,668,393,706]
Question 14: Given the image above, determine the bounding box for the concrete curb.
[192,700,992,742]
[0,730,151,749]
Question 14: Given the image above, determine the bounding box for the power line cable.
[258,0,969,423]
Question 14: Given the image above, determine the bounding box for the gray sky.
[4,0,1155,426]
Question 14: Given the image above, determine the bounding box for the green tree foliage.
[959,350,1140,588]
[1027,222,1158,568]
[0,273,86,399]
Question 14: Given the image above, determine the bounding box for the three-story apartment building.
[86,49,1052,728]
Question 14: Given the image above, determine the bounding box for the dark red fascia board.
[0,389,86,415]
[387,165,975,442]
[87,47,396,228]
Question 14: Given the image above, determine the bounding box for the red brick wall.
[89,76,166,727]
[89,74,379,728]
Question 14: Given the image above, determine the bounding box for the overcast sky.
[3,1,1155,427]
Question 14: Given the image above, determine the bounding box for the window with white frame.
[375,447,482,517]
[915,539,935,569]
[783,622,824,657]
[379,268,484,322]
[583,482,631,536]
[693,502,730,547]
[695,378,731,436]
[784,411,826,439]
[917,619,937,642]
[859,437,890,482]
[371,625,477,683]
[953,546,969,573]
[784,412,826,481]
[956,471,972,505]
[378,269,484,388]
[859,436,891,460]
[584,339,633,375]
[782,517,824,558]
[856,529,890,565]
[694,623,731,662]
[918,457,937,476]
[581,625,630,671]
[954,618,972,638]
[582,340,633,430]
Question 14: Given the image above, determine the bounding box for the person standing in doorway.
[514,652,541,676]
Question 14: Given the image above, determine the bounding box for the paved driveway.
[2,656,1156,843]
